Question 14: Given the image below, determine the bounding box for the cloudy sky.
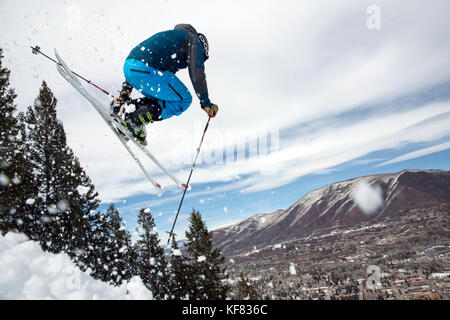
[1,0,449,241]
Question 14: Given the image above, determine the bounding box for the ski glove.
[120,82,133,100]
[202,103,219,118]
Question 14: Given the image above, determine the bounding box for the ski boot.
[109,81,134,141]
[121,98,163,146]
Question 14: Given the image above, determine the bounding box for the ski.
[56,61,162,190]
[54,49,189,190]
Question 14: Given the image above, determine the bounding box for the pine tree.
[0,48,18,178]
[23,81,99,253]
[0,47,35,236]
[184,209,230,299]
[86,204,133,286]
[235,272,259,300]
[134,208,169,299]
[167,237,189,299]
[11,112,39,237]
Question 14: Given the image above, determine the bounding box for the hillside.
[213,170,450,255]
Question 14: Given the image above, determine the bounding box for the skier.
[110,24,219,145]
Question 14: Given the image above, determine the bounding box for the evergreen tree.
[23,81,99,253]
[235,272,259,300]
[184,209,229,299]
[86,204,133,286]
[134,208,169,299]
[167,237,189,299]
[0,48,35,236]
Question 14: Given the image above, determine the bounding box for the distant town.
[225,205,449,300]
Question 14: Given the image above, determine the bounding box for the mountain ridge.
[212,169,450,255]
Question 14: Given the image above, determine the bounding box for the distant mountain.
[213,169,450,255]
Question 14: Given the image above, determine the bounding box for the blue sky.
[105,81,450,241]
[1,0,449,242]
[114,145,450,241]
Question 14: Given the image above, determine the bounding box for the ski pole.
[167,115,212,244]
[30,45,114,97]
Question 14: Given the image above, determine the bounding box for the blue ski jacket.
[126,24,210,107]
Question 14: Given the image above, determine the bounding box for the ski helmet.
[197,33,209,61]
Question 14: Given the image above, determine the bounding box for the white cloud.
[190,102,450,194]
[377,141,450,167]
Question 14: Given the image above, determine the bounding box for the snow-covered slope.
[0,232,153,300]
[213,170,450,255]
